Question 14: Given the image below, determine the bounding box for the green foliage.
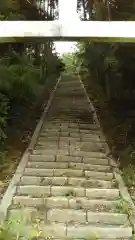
[77,0,135,21]
[0,63,40,104]
[0,41,63,147]
[0,60,41,144]
[116,199,132,217]
[0,212,51,240]
[132,231,135,240]
[0,93,9,142]
[85,232,98,240]
[0,211,27,239]
[0,12,25,20]
[0,213,99,240]
[62,53,76,73]
[0,213,36,239]
[122,164,135,187]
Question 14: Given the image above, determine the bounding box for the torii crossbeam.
[0,0,135,43]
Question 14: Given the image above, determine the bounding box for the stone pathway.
[1,75,134,239]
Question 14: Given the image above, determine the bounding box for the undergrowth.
[116,199,132,217]
[0,211,49,240]
[0,61,41,146]
[0,213,100,240]
[0,49,62,196]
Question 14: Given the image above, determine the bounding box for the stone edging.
[78,74,135,232]
[0,76,61,223]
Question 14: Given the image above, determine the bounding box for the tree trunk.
[106,0,111,20]
[82,0,86,20]
[105,72,111,100]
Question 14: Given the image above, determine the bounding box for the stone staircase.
[3,75,134,238]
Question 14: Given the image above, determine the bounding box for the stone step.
[20,176,117,188]
[56,91,84,94]
[29,154,56,162]
[4,221,132,239]
[39,131,103,139]
[42,124,61,129]
[68,162,111,172]
[86,212,129,225]
[29,154,110,166]
[27,161,111,172]
[56,88,84,91]
[16,185,120,200]
[12,196,120,212]
[79,123,99,129]
[81,124,100,130]
[32,149,107,158]
[42,128,80,133]
[70,141,105,149]
[80,131,101,136]
[29,155,81,163]
[71,151,107,158]
[41,124,100,132]
[35,145,58,150]
[44,122,62,126]
[40,132,60,137]
[42,128,60,132]
[81,137,105,142]
[47,209,128,225]
[37,140,59,146]
[85,170,113,180]
[58,82,80,86]
[38,136,60,142]
[3,76,133,239]
[37,137,105,144]
[27,161,69,169]
[23,168,114,180]
[82,157,109,165]
[57,86,83,90]
[66,225,132,239]
[8,208,128,225]
[21,238,131,240]
[33,149,69,155]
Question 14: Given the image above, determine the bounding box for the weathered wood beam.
[0,21,135,42]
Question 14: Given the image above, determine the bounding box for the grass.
[116,198,132,217]
[0,212,48,240]
[0,210,99,240]
[122,164,135,187]
[0,213,100,240]
[85,232,99,240]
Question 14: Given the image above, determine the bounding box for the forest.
[62,0,135,205]
[0,0,65,190]
[0,0,135,231]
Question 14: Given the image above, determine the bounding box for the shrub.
[0,93,9,142]
[0,63,41,104]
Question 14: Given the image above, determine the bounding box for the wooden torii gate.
[0,0,135,42]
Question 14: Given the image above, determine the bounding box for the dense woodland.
[0,0,65,184]
[1,0,135,165]
[78,0,135,165]
[63,0,135,195]
[0,0,135,237]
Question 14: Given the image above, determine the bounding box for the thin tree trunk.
[105,73,111,100]
[87,0,94,20]
[82,0,86,20]
[107,0,111,20]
